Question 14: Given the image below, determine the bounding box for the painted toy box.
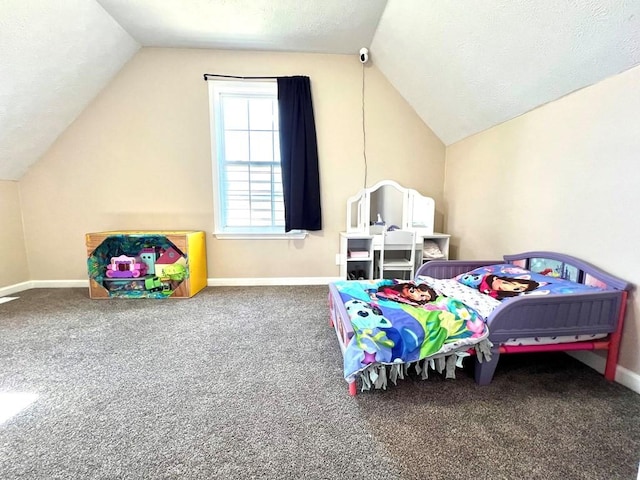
[85,230,207,299]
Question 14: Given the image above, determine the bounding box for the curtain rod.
[203,73,279,81]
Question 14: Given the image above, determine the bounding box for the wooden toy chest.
[85,230,207,299]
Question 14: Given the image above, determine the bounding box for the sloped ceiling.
[371,0,640,144]
[0,1,140,180]
[96,0,388,53]
[2,0,640,181]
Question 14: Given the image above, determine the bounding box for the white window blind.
[208,80,300,237]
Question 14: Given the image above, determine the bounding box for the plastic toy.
[144,276,172,294]
[105,255,148,278]
[139,247,158,275]
[159,264,187,281]
[156,246,183,265]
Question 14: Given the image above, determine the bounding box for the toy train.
[144,276,172,293]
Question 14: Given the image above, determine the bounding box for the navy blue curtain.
[277,76,322,232]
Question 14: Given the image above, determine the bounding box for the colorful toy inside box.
[87,234,190,298]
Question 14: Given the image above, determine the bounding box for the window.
[208,80,302,238]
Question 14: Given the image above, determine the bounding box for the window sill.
[213,231,308,240]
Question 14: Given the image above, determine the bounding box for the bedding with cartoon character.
[414,262,609,319]
[332,279,493,390]
[333,263,612,390]
[453,263,610,299]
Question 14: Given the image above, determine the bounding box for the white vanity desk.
[339,180,450,280]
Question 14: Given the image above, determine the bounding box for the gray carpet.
[0,286,639,480]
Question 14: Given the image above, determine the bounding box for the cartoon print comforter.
[334,278,492,385]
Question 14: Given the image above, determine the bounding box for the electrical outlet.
[335,253,341,266]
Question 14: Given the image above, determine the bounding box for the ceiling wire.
[361,62,368,189]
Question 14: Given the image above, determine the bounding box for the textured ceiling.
[0,1,140,180]
[96,0,388,54]
[371,0,640,144]
[2,0,640,181]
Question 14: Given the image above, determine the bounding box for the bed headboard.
[503,251,632,291]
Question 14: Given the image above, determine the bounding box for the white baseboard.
[568,351,640,395]
[32,280,89,289]
[1,277,341,296]
[0,280,89,297]
[207,277,341,286]
[0,281,33,297]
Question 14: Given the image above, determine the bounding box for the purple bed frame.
[328,251,632,394]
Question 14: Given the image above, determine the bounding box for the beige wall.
[19,48,445,280]
[444,64,640,375]
[0,180,29,288]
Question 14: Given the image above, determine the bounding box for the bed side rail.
[485,290,624,342]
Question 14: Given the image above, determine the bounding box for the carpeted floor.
[0,286,639,480]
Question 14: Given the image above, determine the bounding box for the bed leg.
[605,326,623,382]
[604,348,618,382]
[348,381,357,396]
[605,290,628,382]
[474,350,500,386]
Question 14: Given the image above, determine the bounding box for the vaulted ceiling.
[2,0,639,180]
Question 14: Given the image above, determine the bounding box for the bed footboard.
[328,283,357,395]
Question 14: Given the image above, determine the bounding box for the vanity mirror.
[346,180,435,236]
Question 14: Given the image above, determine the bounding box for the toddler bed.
[328,251,631,395]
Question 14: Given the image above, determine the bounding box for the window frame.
[207,79,306,239]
